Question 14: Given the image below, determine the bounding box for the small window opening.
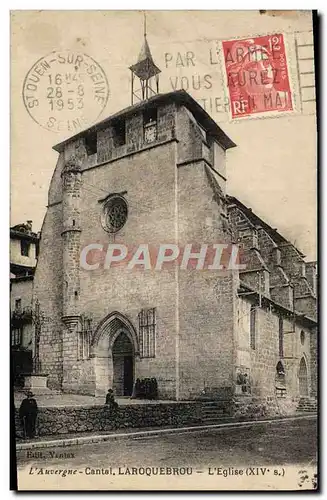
[275,248,281,266]
[20,240,30,257]
[85,132,97,156]
[113,119,126,146]
[143,107,157,126]
[250,305,256,350]
[11,328,22,347]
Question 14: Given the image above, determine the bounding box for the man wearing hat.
[19,391,38,439]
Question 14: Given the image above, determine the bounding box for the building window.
[11,328,22,346]
[20,240,30,257]
[101,195,128,234]
[78,331,90,360]
[275,248,281,266]
[300,330,305,345]
[85,131,97,155]
[15,298,22,312]
[301,262,306,277]
[250,305,256,350]
[138,308,156,358]
[113,119,126,146]
[279,316,284,357]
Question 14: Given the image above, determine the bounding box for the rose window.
[102,196,128,233]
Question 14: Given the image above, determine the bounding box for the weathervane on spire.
[129,11,161,104]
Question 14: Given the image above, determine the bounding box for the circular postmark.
[22,50,110,133]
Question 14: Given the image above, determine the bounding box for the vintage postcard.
[11,10,318,491]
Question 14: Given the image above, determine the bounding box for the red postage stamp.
[221,34,293,119]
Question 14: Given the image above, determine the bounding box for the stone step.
[200,417,230,424]
[296,398,317,413]
[202,403,229,410]
[202,407,227,413]
[201,411,227,417]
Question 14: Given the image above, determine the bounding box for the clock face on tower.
[144,123,157,143]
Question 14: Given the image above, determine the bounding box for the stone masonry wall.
[176,151,236,399]
[235,296,313,401]
[33,204,64,389]
[78,141,179,399]
[14,397,304,439]
[15,403,202,438]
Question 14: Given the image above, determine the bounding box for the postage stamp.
[221,34,293,119]
[22,50,110,133]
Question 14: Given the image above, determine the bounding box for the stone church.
[33,33,317,406]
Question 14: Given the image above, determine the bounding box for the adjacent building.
[10,221,39,384]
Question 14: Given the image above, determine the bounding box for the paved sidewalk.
[16,413,316,451]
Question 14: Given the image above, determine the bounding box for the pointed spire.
[129,12,161,82]
[137,35,153,63]
[129,12,161,103]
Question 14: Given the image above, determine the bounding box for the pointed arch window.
[138,308,156,358]
[78,315,92,360]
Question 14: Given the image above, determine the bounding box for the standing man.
[19,391,38,438]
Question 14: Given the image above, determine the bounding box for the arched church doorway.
[112,331,134,396]
[91,311,139,398]
[299,357,308,397]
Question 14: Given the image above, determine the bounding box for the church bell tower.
[129,15,161,104]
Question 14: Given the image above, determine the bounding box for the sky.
[11,10,317,260]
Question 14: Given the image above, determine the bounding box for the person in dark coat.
[19,391,38,438]
[105,389,118,410]
[151,378,158,400]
